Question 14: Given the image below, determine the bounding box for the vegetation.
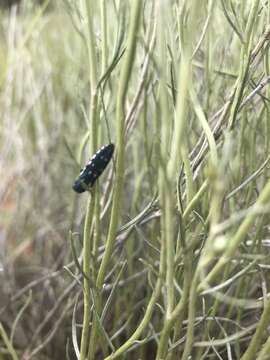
[1,0,270,359]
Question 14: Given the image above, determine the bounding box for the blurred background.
[0,2,96,359]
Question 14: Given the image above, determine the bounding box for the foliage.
[1,1,270,359]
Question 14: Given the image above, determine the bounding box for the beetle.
[72,143,114,193]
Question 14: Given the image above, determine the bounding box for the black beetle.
[72,143,114,193]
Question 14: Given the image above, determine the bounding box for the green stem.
[181,271,199,360]
[100,0,108,74]
[198,177,270,292]
[227,0,260,130]
[96,0,143,290]
[80,196,94,360]
[79,1,99,358]
[156,247,192,359]
[256,332,270,360]
[88,191,102,360]
[240,299,270,360]
[105,244,166,360]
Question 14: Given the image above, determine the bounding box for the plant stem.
[96,0,143,290]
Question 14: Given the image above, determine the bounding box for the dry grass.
[1,1,270,359]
